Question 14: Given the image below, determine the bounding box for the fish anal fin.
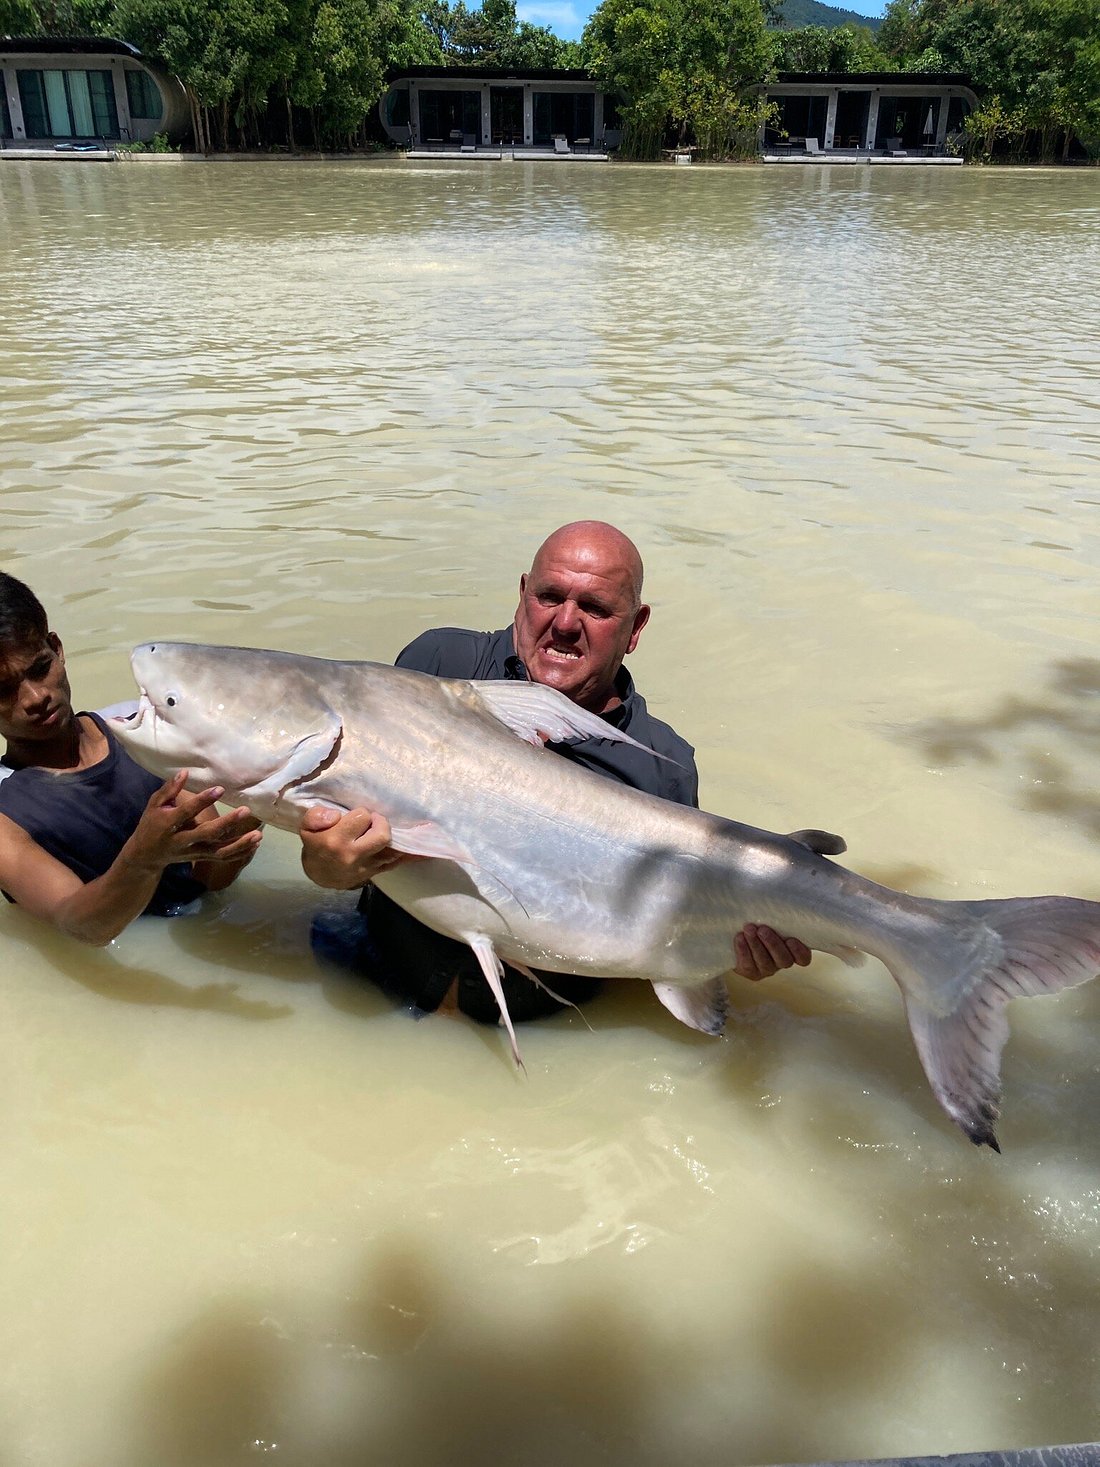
[652,977,729,1036]
[466,933,526,1072]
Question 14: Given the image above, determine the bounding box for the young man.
[299,521,811,1020]
[0,573,261,946]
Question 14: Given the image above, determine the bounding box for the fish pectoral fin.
[815,944,866,968]
[242,717,343,804]
[652,978,729,1036]
[466,680,674,762]
[465,934,526,1072]
[388,821,474,864]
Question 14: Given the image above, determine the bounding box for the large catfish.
[113,641,1100,1150]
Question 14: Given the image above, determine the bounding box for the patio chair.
[885,137,908,156]
[573,136,591,154]
[804,137,822,155]
[553,135,570,155]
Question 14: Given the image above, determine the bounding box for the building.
[379,66,620,153]
[762,73,979,155]
[1,39,189,149]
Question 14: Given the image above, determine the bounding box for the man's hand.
[733,923,811,981]
[122,771,261,875]
[299,806,406,890]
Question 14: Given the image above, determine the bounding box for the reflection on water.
[1,160,1099,1467]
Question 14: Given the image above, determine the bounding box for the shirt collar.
[500,629,636,725]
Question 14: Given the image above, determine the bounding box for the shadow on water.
[117,1203,1100,1466]
[906,657,1100,844]
[2,907,293,1021]
[119,1234,914,1467]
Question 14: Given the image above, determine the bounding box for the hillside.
[772,0,883,30]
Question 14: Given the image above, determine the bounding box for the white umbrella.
[923,104,935,137]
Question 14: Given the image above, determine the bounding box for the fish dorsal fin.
[787,828,847,857]
[652,978,729,1036]
[464,680,670,760]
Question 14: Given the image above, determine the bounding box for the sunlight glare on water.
[1,158,1099,1467]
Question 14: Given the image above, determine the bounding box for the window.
[16,68,119,139]
[532,91,594,146]
[384,86,409,129]
[125,68,162,120]
[418,90,480,142]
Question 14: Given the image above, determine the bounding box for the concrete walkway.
[771,1446,1100,1466]
[762,150,964,165]
[405,146,609,162]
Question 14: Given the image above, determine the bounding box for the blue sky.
[517,0,886,42]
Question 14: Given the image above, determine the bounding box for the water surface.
[1,158,1099,1467]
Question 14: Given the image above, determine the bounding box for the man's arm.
[0,771,261,946]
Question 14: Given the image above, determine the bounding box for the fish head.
[113,642,341,803]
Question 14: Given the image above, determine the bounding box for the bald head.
[528,521,645,611]
[512,521,651,714]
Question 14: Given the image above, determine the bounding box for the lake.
[1,156,1098,1467]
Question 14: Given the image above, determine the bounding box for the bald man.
[300,522,810,1022]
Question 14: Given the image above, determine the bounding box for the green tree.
[881,0,1100,158]
[0,0,43,30]
[420,0,570,66]
[584,0,774,158]
[772,20,891,69]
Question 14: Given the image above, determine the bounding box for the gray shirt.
[396,626,699,806]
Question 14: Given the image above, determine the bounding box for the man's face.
[0,633,73,745]
[512,541,650,713]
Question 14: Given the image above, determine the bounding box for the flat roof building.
[762,73,979,157]
[380,66,620,156]
[1,38,189,150]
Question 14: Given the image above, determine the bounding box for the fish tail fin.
[886,896,1100,1149]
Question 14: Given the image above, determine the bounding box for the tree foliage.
[880,0,1100,158]
[771,21,891,70]
[421,0,576,66]
[583,0,774,157]
[5,0,572,149]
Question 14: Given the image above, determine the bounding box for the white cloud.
[516,0,587,39]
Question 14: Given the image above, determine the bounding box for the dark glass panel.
[17,71,50,139]
[88,70,119,136]
[125,68,162,121]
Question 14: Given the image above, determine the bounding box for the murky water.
[1,157,1099,1467]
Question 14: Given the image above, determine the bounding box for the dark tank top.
[0,712,205,916]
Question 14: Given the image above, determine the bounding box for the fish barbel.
[113,640,1100,1150]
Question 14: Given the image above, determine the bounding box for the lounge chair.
[461,132,477,153]
[573,136,591,154]
[885,136,908,156]
[553,135,570,155]
[804,137,822,155]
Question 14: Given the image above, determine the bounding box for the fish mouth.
[112,691,157,734]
